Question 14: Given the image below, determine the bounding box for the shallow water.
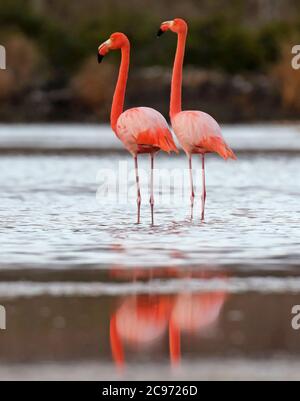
[0,124,299,271]
[0,124,300,379]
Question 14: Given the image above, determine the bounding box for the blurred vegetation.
[0,0,300,121]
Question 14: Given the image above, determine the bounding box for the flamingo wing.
[116,107,178,155]
[172,111,236,160]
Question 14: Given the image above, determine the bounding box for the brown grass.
[72,56,116,118]
[0,34,40,101]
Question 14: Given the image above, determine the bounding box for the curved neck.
[110,43,130,132]
[170,30,187,120]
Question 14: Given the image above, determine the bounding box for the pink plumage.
[116,107,178,155]
[172,111,236,160]
[98,32,178,224]
[158,18,237,220]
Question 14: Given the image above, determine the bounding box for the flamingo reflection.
[169,290,227,365]
[109,268,228,368]
[110,295,171,367]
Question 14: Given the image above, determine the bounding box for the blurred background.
[0,0,300,123]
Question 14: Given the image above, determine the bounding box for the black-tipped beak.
[98,53,104,64]
[157,29,164,37]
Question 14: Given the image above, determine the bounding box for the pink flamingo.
[98,33,178,225]
[158,19,237,221]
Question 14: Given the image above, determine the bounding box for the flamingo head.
[98,32,129,63]
[157,18,188,37]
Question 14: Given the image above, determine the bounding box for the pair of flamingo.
[110,290,226,367]
[109,269,227,368]
[98,18,236,224]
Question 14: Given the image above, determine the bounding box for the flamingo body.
[158,18,237,220]
[116,106,177,155]
[98,32,177,224]
[172,110,236,160]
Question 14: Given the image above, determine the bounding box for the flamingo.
[157,19,237,221]
[98,33,178,225]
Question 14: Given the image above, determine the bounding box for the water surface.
[0,124,299,380]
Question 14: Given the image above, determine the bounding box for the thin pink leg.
[189,155,195,220]
[150,153,155,225]
[201,153,206,221]
[134,156,141,224]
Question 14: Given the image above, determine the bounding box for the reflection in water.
[109,269,228,369]
[110,295,171,367]
[0,124,300,379]
[170,290,227,365]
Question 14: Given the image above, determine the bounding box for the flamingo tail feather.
[201,136,237,160]
[137,129,178,153]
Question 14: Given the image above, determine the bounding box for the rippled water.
[0,124,300,379]
[0,124,300,271]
